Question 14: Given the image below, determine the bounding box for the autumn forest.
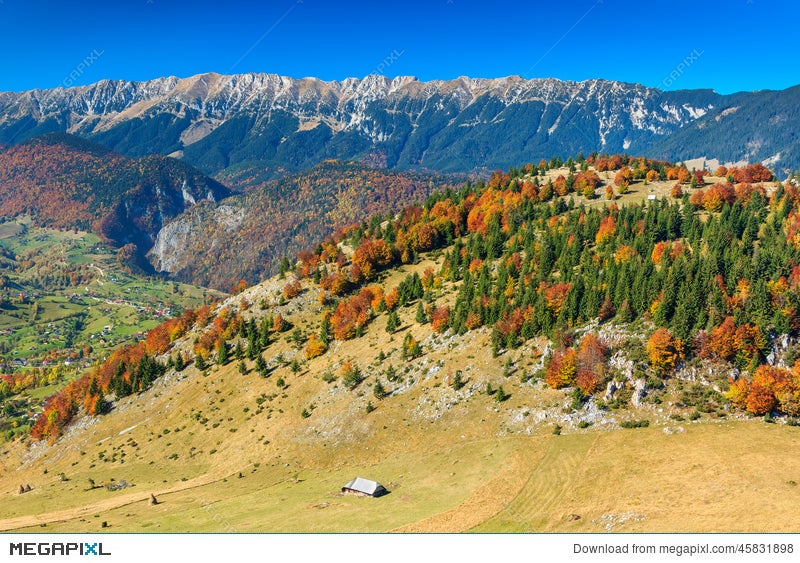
[27,151,800,443]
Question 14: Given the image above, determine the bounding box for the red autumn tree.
[745,162,773,182]
[282,279,302,299]
[430,305,451,333]
[331,287,375,340]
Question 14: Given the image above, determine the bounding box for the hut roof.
[342,477,388,497]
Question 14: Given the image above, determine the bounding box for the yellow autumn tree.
[646,328,684,375]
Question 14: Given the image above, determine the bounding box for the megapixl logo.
[9,542,111,556]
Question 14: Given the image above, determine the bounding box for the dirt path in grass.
[391,444,542,533]
[0,475,220,532]
[394,434,603,533]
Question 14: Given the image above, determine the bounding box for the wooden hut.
[341,477,388,497]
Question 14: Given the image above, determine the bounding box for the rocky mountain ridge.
[3,72,769,175]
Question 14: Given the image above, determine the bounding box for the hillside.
[0,133,230,267]
[0,218,223,441]
[148,160,460,290]
[4,73,799,177]
[2,155,800,532]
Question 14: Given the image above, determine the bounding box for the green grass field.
[2,419,798,533]
[0,219,224,443]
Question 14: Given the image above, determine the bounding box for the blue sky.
[0,0,797,94]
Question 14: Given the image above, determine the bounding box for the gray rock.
[631,378,647,408]
[603,380,621,402]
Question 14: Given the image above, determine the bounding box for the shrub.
[452,370,466,390]
[373,380,388,399]
[620,419,650,429]
[305,334,328,359]
[341,362,365,390]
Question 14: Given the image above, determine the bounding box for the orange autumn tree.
[282,279,302,299]
[575,334,608,394]
[351,237,394,282]
[595,214,617,245]
[614,166,632,188]
[383,287,399,311]
[542,282,572,317]
[702,184,735,212]
[646,328,684,375]
[708,316,765,365]
[574,170,602,193]
[727,364,800,415]
[651,241,668,265]
[689,189,705,208]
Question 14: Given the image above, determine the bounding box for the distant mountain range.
[1,73,798,177]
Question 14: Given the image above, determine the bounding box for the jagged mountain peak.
[0,72,797,176]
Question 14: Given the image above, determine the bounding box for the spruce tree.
[386,310,400,333]
[217,341,229,365]
[415,302,427,324]
[255,355,268,377]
